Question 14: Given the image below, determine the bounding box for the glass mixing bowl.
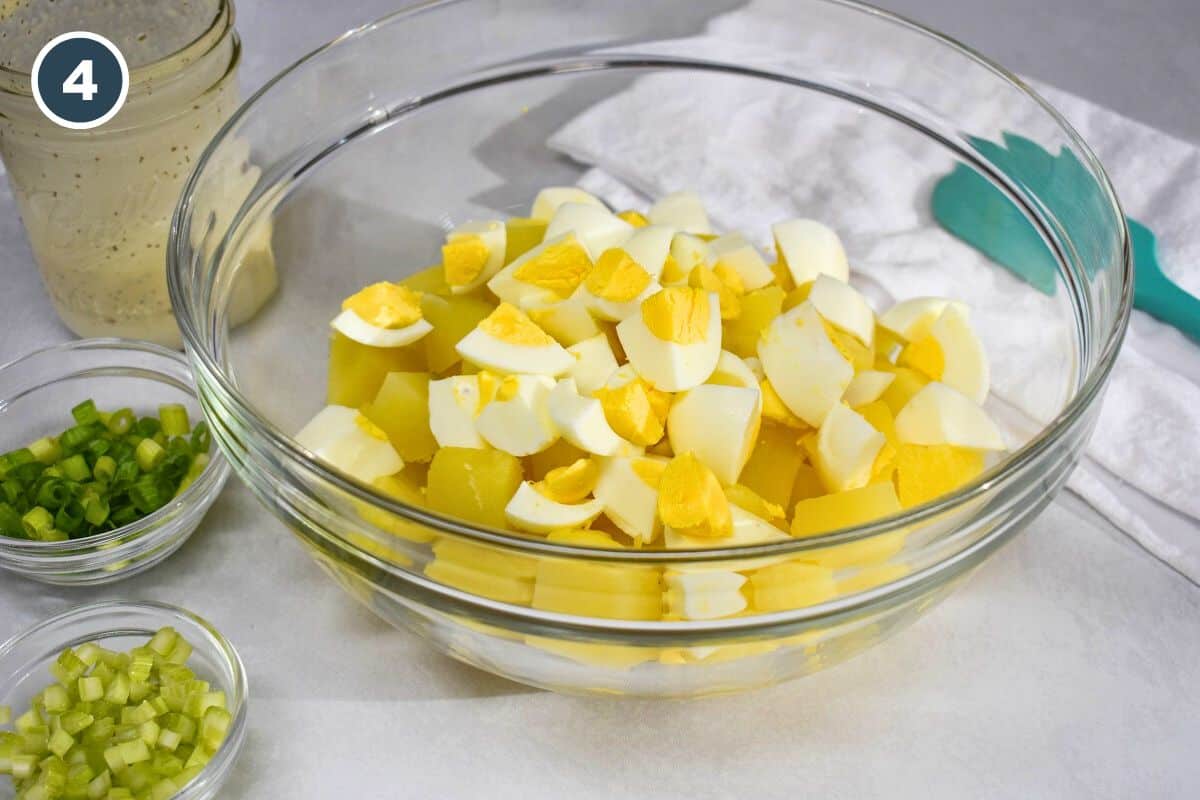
[169,0,1131,696]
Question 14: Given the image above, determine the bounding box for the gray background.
[3,2,1200,798]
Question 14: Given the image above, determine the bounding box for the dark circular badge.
[31,32,129,130]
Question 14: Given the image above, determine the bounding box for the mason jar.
[0,0,274,347]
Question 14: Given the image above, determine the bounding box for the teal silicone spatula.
[931,134,1200,342]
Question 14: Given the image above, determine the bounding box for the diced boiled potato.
[362,372,437,462]
[739,423,805,510]
[836,563,910,595]
[504,217,548,264]
[401,264,451,296]
[790,463,823,505]
[327,330,425,408]
[723,285,784,358]
[426,447,523,529]
[894,443,985,508]
[425,538,536,604]
[532,537,662,620]
[420,293,496,374]
[748,562,837,611]
[802,530,907,570]
[791,482,902,538]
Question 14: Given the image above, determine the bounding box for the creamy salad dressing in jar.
[0,0,274,346]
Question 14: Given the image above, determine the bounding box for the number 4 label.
[62,59,99,101]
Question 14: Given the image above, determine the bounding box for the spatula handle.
[1135,276,1200,343]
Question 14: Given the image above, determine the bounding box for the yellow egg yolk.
[723,484,785,525]
[768,259,795,292]
[657,452,733,538]
[586,248,653,302]
[353,412,391,441]
[631,458,667,489]
[442,235,491,288]
[617,210,649,227]
[477,303,556,346]
[475,370,502,411]
[822,320,874,371]
[495,375,521,402]
[641,286,711,344]
[594,378,668,446]
[688,264,742,320]
[342,282,423,329]
[898,335,945,382]
[781,280,814,313]
[759,378,807,429]
[513,236,593,298]
[659,254,688,284]
[534,458,599,504]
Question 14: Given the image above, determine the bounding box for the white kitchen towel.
[546,1,1200,584]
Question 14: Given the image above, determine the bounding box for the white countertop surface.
[2,2,1199,798]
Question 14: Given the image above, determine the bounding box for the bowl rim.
[0,337,229,555]
[0,599,248,799]
[168,0,1133,563]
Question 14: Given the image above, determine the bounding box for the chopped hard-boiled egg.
[530,186,607,222]
[648,190,711,234]
[807,275,875,346]
[488,233,594,308]
[442,220,506,294]
[427,374,488,449]
[593,455,667,542]
[504,481,604,534]
[657,452,733,539]
[475,374,560,456]
[665,569,747,620]
[894,381,1005,450]
[580,247,661,321]
[668,233,714,281]
[620,224,676,280]
[899,304,990,404]
[564,334,619,396]
[710,232,774,291]
[456,303,574,376]
[665,504,790,549]
[548,378,628,456]
[543,203,634,261]
[617,287,722,391]
[708,350,760,389]
[296,405,404,483]
[332,283,432,348]
[878,297,968,341]
[771,218,849,286]
[593,367,670,446]
[667,384,762,486]
[843,370,896,407]
[816,403,886,492]
[758,301,853,427]
[523,288,603,346]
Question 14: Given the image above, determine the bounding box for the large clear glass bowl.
[168,0,1131,697]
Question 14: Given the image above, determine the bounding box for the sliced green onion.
[132,417,160,439]
[190,421,211,454]
[158,405,190,437]
[93,455,116,483]
[134,439,165,473]
[21,506,53,538]
[83,496,110,527]
[0,503,23,538]
[71,399,101,425]
[28,437,62,465]
[60,424,99,451]
[34,480,70,510]
[106,409,135,436]
[60,453,91,482]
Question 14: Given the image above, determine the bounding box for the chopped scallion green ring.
[71,399,100,425]
[135,439,166,473]
[159,404,190,437]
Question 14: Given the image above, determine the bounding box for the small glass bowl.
[0,601,248,800]
[0,339,229,585]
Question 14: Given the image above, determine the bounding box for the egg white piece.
[455,310,574,376]
[708,350,761,390]
[878,297,969,341]
[593,455,667,542]
[475,375,560,456]
[620,224,677,280]
[817,403,886,492]
[295,405,403,483]
[330,309,432,349]
[616,291,722,391]
[808,274,875,346]
[664,569,747,620]
[648,191,711,234]
[757,301,854,427]
[927,304,990,405]
[743,356,765,382]
[667,233,714,281]
[530,186,607,221]
[772,219,850,286]
[445,220,507,294]
[427,375,487,449]
[521,289,602,346]
[582,282,662,324]
[665,506,790,549]
[709,232,774,290]
[504,482,605,534]
[894,381,1006,450]
[842,370,896,407]
[487,233,591,308]
[548,379,628,457]
[667,384,762,486]
[565,334,619,396]
[543,203,634,261]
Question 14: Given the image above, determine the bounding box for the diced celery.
[48,728,74,758]
[43,685,70,714]
[78,676,104,702]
